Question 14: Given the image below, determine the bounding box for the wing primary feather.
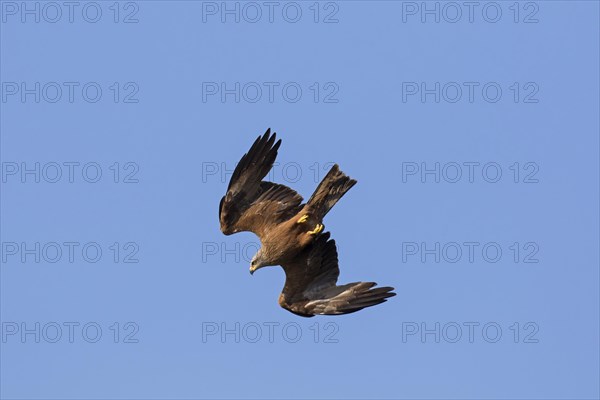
[220,129,304,239]
[227,128,278,192]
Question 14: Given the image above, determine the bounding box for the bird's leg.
[296,214,309,224]
[307,223,324,235]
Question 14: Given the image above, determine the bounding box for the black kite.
[219,129,396,317]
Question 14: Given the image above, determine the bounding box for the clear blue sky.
[1,1,599,399]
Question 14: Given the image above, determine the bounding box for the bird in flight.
[219,128,396,317]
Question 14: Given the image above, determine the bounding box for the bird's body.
[254,214,315,266]
[219,128,395,316]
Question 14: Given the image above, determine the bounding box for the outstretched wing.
[279,232,396,317]
[219,128,303,240]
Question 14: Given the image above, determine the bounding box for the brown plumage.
[219,128,396,317]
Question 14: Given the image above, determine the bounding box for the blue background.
[1,1,599,399]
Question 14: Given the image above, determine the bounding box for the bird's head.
[249,250,268,275]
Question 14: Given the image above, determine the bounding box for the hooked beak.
[249,265,256,275]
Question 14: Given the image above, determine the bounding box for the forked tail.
[304,282,396,316]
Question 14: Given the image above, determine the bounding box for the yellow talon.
[308,224,323,235]
[297,215,309,224]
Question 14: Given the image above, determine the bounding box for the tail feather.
[306,164,356,219]
[305,282,396,316]
[336,283,396,313]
